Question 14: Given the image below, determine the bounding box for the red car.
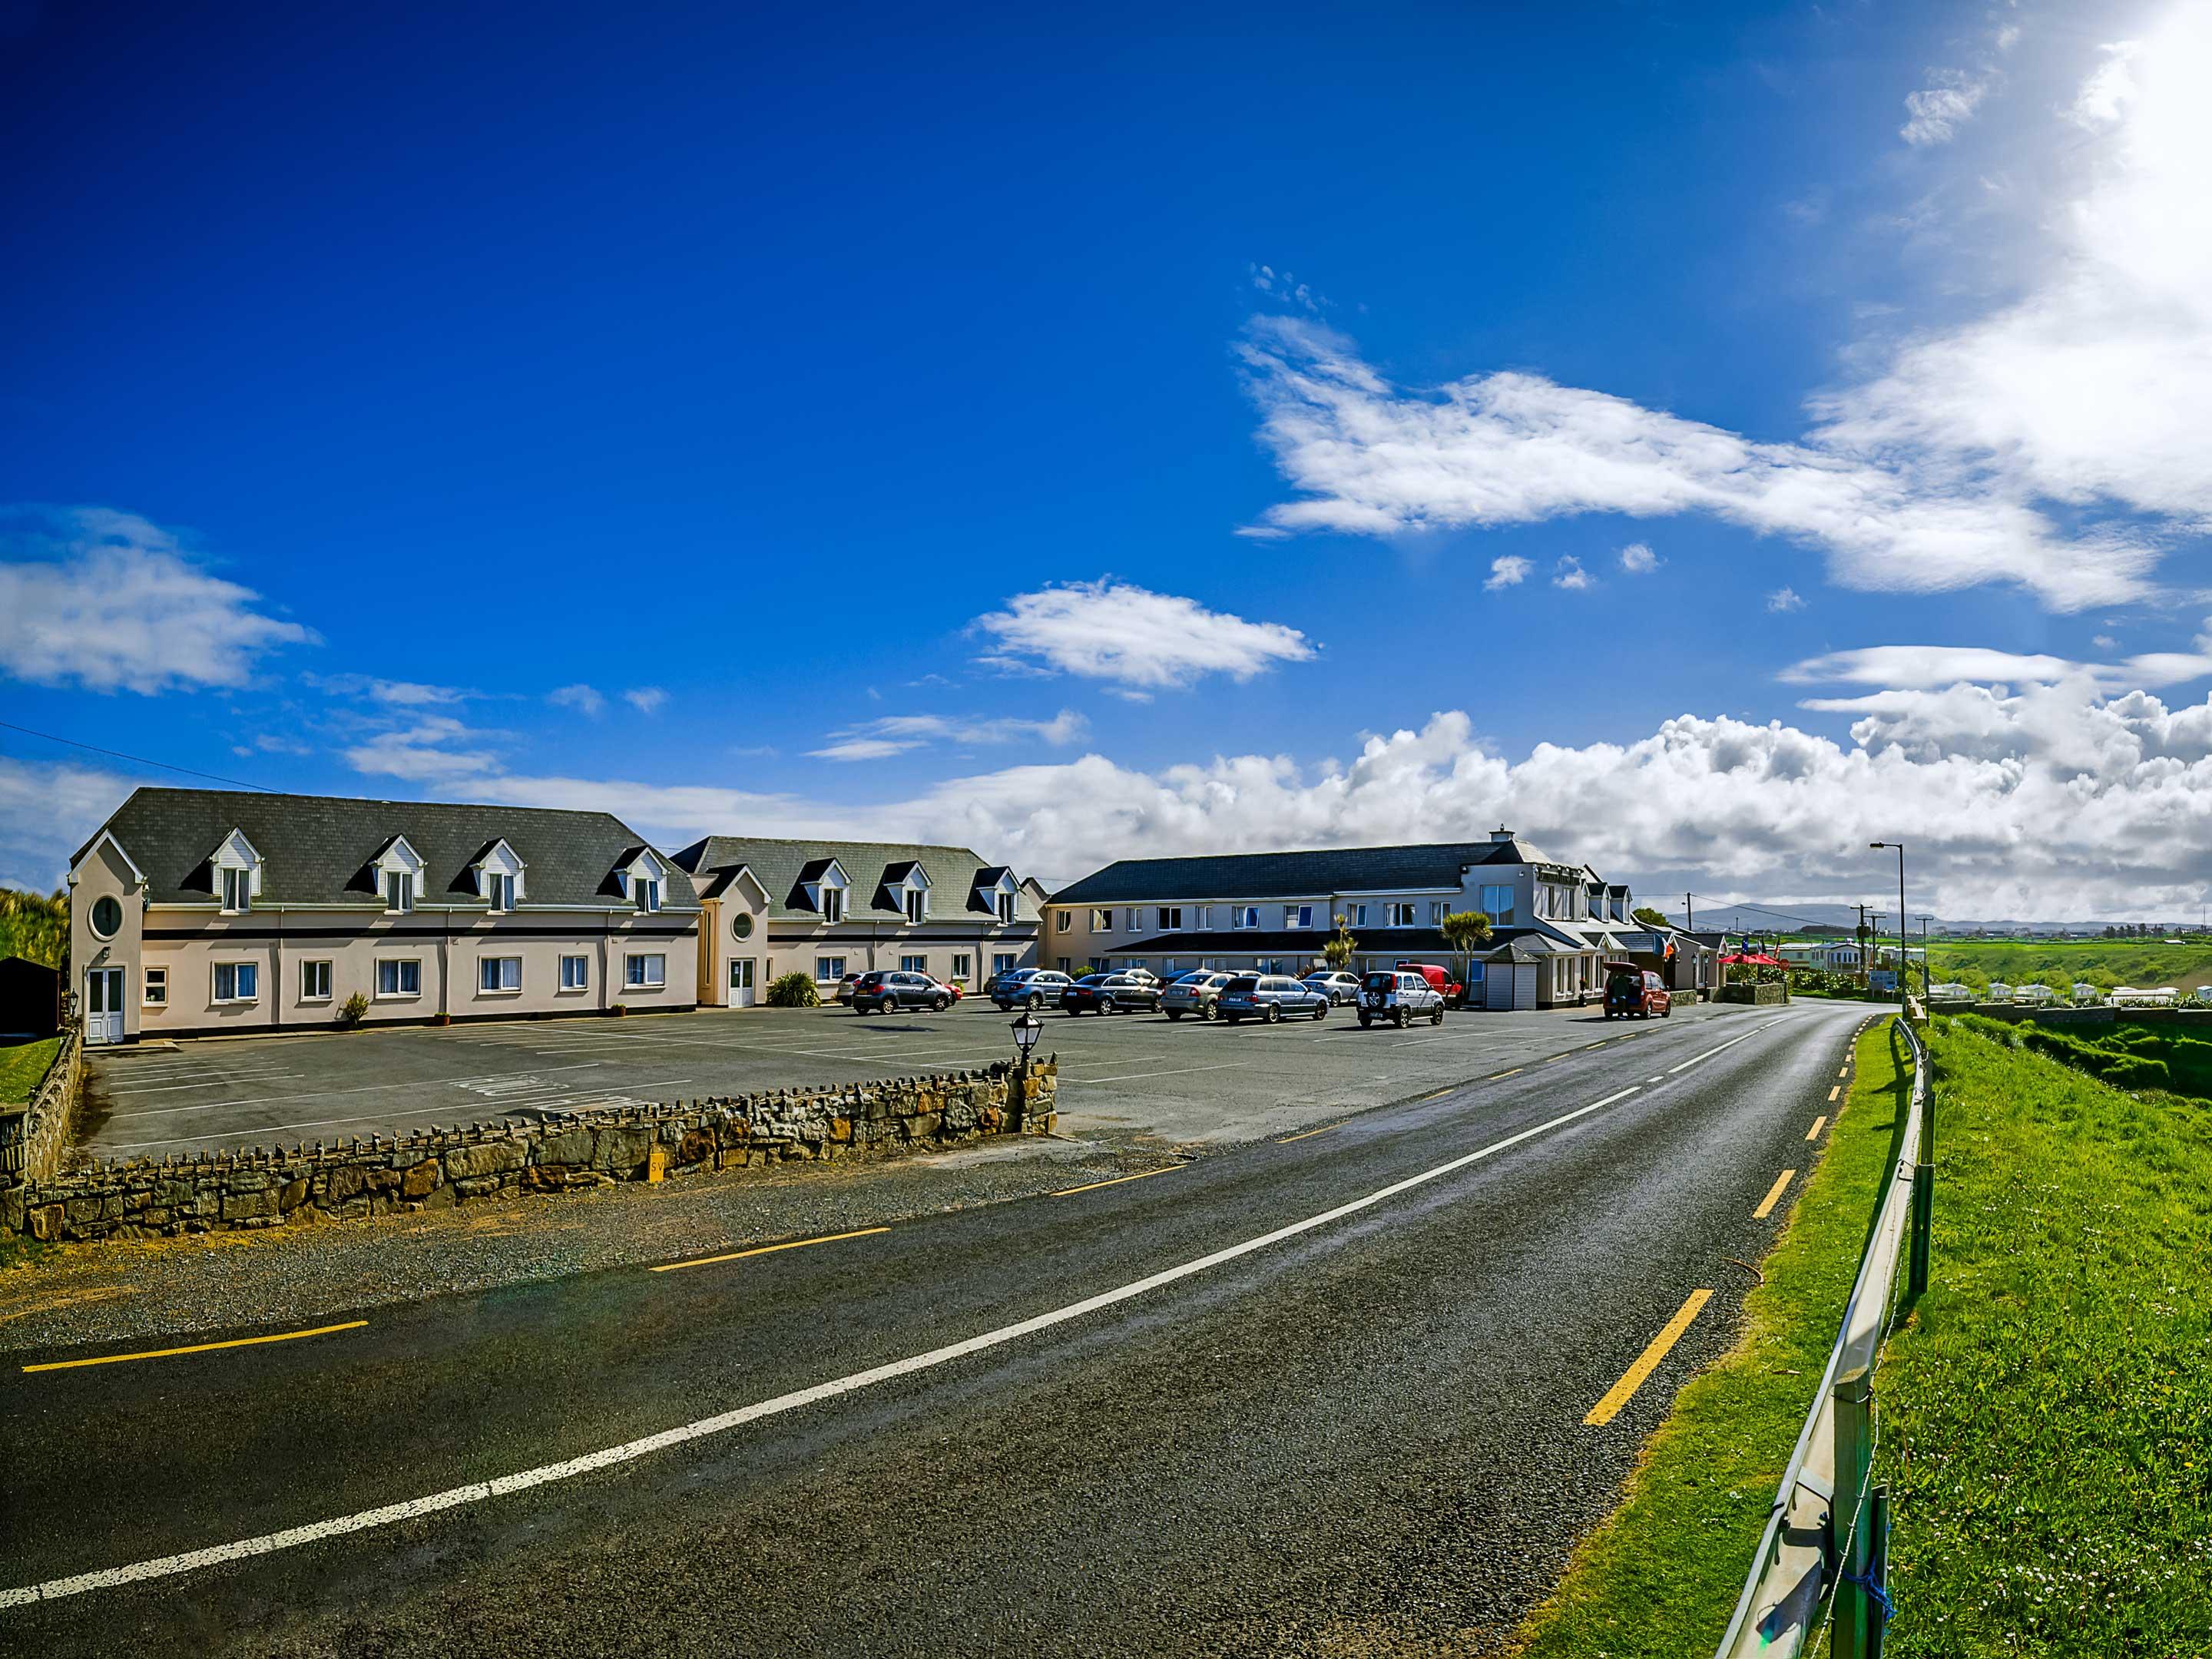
[1602,962,1671,1019]
[1395,961,1463,1005]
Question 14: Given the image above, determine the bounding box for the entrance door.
[729,958,757,1008]
[85,967,125,1045]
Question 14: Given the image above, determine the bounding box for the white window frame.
[1479,884,1516,926]
[220,866,253,914]
[485,871,515,913]
[1388,902,1417,928]
[300,959,333,1002]
[815,955,846,983]
[376,958,422,998]
[1091,909,1113,932]
[559,953,589,992]
[1430,901,1447,924]
[992,952,1018,975]
[1346,904,1368,928]
[950,952,972,981]
[213,961,259,1004]
[636,876,662,914]
[143,965,167,1008]
[1159,906,1182,931]
[820,886,845,925]
[478,955,523,995]
[386,869,416,915]
[898,953,926,975]
[903,886,928,925]
[1055,910,1071,932]
[624,952,666,989]
[995,891,1016,925]
[1293,904,1314,929]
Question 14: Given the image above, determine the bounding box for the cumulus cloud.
[1552,556,1596,591]
[624,687,668,715]
[1783,624,2212,693]
[1618,541,1661,574]
[548,684,606,717]
[0,753,130,891]
[809,710,1088,762]
[343,717,506,782]
[1768,588,1807,612]
[1901,68,1992,146]
[0,507,314,694]
[1485,556,1532,590]
[974,580,1314,688]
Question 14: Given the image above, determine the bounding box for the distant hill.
[0,888,67,969]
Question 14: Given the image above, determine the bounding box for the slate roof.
[1048,836,1565,906]
[667,836,1038,923]
[75,787,700,911]
[1114,928,1458,957]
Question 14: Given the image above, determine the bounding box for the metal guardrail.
[1715,1008,1931,1659]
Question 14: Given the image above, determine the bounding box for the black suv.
[852,970,953,1015]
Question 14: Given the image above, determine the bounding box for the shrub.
[336,992,369,1028]
[767,971,820,1008]
[609,1002,628,1017]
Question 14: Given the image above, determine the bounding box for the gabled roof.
[668,836,1038,923]
[71,787,700,911]
[1048,837,1571,906]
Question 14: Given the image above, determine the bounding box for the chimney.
[1489,825,1512,843]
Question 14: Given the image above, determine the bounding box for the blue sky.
[5,0,2210,918]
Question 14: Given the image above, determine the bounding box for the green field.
[1926,939,2212,999]
[0,1035,59,1104]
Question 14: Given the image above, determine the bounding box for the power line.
[0,719,278,793]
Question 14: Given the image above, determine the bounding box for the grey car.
[1303,971,1361,1006]
[852,969,953,1015]
[1215,973,1329,1023]
[992,969,1075,1012]
[1161,970,1231,1021]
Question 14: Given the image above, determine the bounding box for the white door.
[85,967,125,1045]
[729,958,757,1008]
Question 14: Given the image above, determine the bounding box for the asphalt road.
[5,998,1871,1657]
[77,996,1756,1158]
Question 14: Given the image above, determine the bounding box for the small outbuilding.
[0,955,61,1038]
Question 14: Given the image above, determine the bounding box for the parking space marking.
[1052,1165,1182,1197]
[651,1227,889,1273]
[101,1071,301,1097]
[1752,1170,1796,1220]
[24,1321,368,1374]
[100,1097,662,1154]
[1806,1115,1827,1140]
[1581,1290,1713,1426]
[1060,1063,1243,1088]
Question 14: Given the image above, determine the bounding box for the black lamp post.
[1870,842,1907,999]
[1010,1010,1042,1073]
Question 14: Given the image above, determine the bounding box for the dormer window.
[904,886,927,925]
[372,835,426,915]
[487,873,514,912]
[475,839,525,912]
[386,870,415,913]
[222,867,252,913]
[821,884,844,924]
[637,876,661,913]
[997,891,1016,925]
[209,828,263,914]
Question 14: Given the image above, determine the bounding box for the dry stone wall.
[2,1058,1057,1244]
[0,1030,79,1188]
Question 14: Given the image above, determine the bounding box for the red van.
[1395,962,1463,1005]
[1602,961,1671,1020]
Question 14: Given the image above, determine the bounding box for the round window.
[90,896,124,939]
[731,912,755,941]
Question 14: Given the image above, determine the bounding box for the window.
[479,956,522,993]
[1479,884,1516,926]
[1293,904,1314,929]
[1091,909,1113,932]
[1387,902,1417,928]
[376,959,422,997]
[950,953,971,981]
[625,952,666,988]
[1465,962,1485,983]
[901,954,928,974]
[1430,901,1446,924]
[1230,906,1259,930]
[636,877,661,914]
[1055,910,1072,932]
[88,894,124,939]
[815,955,846,982]
[1195,905,1214,929]
[1160,959,1179,975]
[996,891,1016,925]
[300,960,332,1002]
[1056,957,1071,974]
[560,954,589,992]
[214,962,259,1002]
[992,952,1017,975]
[1161,906,1183,931]
[386,870,415,914]
[1346,904,1369,928]
[1127,909,1143,932]
[820,886,845,924]
[731,911,754,939]
[903,888,927,925]
[143,966,167,1007]
[220,866,251,913]
[486,872,514,912]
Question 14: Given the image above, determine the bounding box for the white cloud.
[1768,587,1806,612]
[2068,41,2141,130]
[0,754,129,892]
[1552,556,1596,591]
[343,717,505,782]
[808,710,1088,762]
[305,672,466,707]
[0,507,314,694]
[1901,68,1992,146]
[548,684,606,717]
[1485,556,1532,590]
[1783,625,2212,693]
[973,581,1314,688]
[2093,634,2118,648]
[624,687,668,715]
[1618,541,1661,574]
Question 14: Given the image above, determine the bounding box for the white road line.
[1059,1061,1246,1087]
[101,1072,300,1097]
[4,1081,1642,1607]
[106,1064,612,1122]
[1666,1028,1765,1075]
[101,1102,562,1153]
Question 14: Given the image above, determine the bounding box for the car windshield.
[1075,975,1106,985]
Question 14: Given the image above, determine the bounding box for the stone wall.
[2,1058,1057,1244]
[1717,983,1790,1006]
[0,1030,79,1188]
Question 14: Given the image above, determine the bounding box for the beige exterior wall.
[760,922,1036,993]
[695,879,773,1007]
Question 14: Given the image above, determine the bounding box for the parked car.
[1603,963,1672,1020]
[1394,961,1463,1005]
[834,970,866,1005]
[1115,965,1161,986]
[992,968,1075,1011]
[1162,969,1233,1021]
[1216,973,1329,1023]
[852,969,955,1015]
[1302,970,1361,1006]
[1358,969,1445,1028]
[1060,972,1163,1015]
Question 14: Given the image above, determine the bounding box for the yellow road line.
[1488,1068,1522,1081]
[1827,1084,1842,1102]
[1583,1290,1714,1426]
[1753,1169,1796,1220]
[1052,1165,1180,1197]
[1806,1114,1827,1140]
[1837,1065,1849,1078]
[651,1226,889,1273]
[24,1320,368,1373]
[1278,1123,1339,1144]
[1545,1052,1571,1063]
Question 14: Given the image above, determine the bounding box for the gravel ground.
[0,1129,1176,1358]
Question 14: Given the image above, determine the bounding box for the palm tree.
[1439,910,1492,1005]
[1323,913,1359,971]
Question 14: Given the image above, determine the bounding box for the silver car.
[1161,970,1231,1021]
[1215,973,1329,1023]
[992,969,1075,1011]
[1303,971,1361,1006]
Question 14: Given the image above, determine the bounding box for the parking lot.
[77,995,1752,1161]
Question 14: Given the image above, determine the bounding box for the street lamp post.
[1870,843,1907,1002]
[1009,1008,1042,1087]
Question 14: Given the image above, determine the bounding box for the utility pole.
[1916,914,1935,998]
[1684,892,1694,931]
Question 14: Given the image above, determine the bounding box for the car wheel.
[1167,1009,1183,1021]
[1358,1013,1372,1028]
[1028,993,1043,1011]
[1431,1007,1445,1026]
[1263,1002,1281,1024]
[1199,1002,1215,1021]
[932,994,949,1012]
[1393,1007,1408,1028]
[1312,1002,1326,1022]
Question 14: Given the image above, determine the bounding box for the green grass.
[0,1035,59,1104]
[1929,939,2212,1001]
[1874,1019,2212,1654]
[1947,1012,2212,1101]
[1512,1018,1910,1657]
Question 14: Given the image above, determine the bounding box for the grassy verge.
[0,1035,59,1104]
[1513,1018,1909,1657]
[1875,1019,2212,1653]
